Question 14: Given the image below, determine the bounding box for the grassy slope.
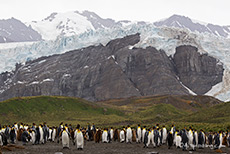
[181,102,230,123]
[96,95,222,113]
[0,96,125,126]
[0,96,229,131]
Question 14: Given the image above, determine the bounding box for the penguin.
[147,128,154,148]
[175,131,182,148]
[214,132,220,149]
[13,123,18,132]
[222,133,228,146]
[29,129,36,145]
[75,125,84,150]
[9,127,16,144]
[38,125,44,144]
[208,132,213,149]
[173,130,177,145]
[21,129,29,145]
[194,130,198,148]
[142,126,146,143]
[35,126,40,144]
[62,129,70,149]
[31,123,36,130]
[132,129,136,142]
[219,131,223,149]
[181,129,188,151]
[95,129,102,143]
[51,127,56,142]
[48,128,52,141]
[86,124,93,141]
[136,124,142,143]
[120,127,126,143]
[159,128,162,145]
[102,128,108,143]
[143,129,149,148]
[198,129,205,149]
[227,131,230,147]
[126,125,132,143]
[154,127,159,147]
[170,125,175,135]
[19,123,24,129]
[188,127,195,150]
[0,133,3,146]
[91,123,96,134]
[167,131,173,149]
[57,122,64,143]
[113,129,119,142]
[107,128,111,143]
[162,125,167,144]
[109,127,114,142]
[1,132,8,146]
[4,126,10,141]
[24,124,29,131]
[43,123,49,143]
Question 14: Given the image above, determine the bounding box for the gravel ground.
[1,140,230,154]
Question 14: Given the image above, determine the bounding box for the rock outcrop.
[173,45,224,94]
[0,34,224,101]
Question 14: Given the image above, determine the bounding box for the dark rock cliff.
[0,34,224,101]
[173,45,224,94]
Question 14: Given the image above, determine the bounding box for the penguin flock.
[0,122,230,152]
[0,122,84,151]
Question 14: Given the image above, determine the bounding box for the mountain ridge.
[26,11,230,41]
[1,11,230,43]
[0,17,42,43]
[154,14,230,37]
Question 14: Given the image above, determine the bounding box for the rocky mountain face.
[0,18,42,43]
[0,34,224,101]
[173,45,224,94]
[154,14,230,37]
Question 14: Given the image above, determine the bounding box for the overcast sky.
[1,0,230,25]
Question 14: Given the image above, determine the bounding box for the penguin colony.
[0,122,230,152]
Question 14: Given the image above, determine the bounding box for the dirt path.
[1,141,230,154]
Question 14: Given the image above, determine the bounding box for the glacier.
[0,23,230,101]
[27,11,95,40]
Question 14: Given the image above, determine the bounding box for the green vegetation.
[0,95,229,131]
[181,102,230,123]
[0,96,125,126]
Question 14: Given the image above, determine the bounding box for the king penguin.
[75,124,84,150]
[126,125,132,143]
[102,128,109,143]
[30,129,36,145]
[162,125,167,144]
[142,126,146,143]
[120,127,125,143]
[136,124,142,143]
[62,129,70,149]
[51,127,56,142]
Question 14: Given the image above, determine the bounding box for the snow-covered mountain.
[0,18,42,43]
[0,11,230,102]
[154,14,230,38]
[27,10,132,40]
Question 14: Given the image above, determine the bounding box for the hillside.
[0,95,229,131]
[0,96,125,126]
[181,101,230,123]
[96,95,222,113]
